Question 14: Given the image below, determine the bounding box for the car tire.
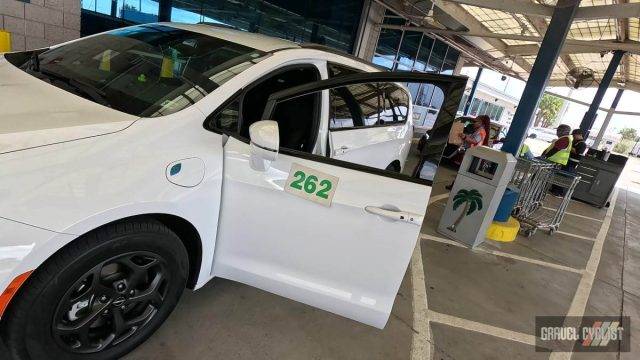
[1,218,189,360]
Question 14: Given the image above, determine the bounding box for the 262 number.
[290,170,332,199]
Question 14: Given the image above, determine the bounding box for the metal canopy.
[377,0,640,92]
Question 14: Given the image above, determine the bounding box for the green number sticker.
[285,163,339,207]
[290,170,305,190]
[317,180,332,199]
[304,175,318,194]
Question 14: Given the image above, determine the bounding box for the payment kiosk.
[438,147,517,248]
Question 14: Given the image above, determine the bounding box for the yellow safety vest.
[544,135,573,165]
[519,143,530,157]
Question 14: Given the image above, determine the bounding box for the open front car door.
[211,72,467,328]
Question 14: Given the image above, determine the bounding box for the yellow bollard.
[0,31,11,52]
[486,216,520,242]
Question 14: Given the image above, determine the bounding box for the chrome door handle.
[365,206,424,226]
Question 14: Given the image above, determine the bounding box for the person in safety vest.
[493,136,534,159]
[519,142,534,159]
[541,124,573,166]
[566,129,587,173]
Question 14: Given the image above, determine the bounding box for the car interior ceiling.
[240,66,321,153]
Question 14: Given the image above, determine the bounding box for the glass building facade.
[458,94,505,121]
[81,0,364,53]
[372,11,460,74]
[372,10,461,117]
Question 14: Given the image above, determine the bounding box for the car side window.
[329,82,409,130]
[351,83,383,127]
[329,90,354,129]
[204,65,320,136]
[379,83,410,124]
[208,98,240,133]
[328,62,363,77]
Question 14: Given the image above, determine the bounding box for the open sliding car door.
[212,72,467,328]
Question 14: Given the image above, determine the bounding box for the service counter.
[572,150,627,208]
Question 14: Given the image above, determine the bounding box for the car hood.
[0,55,138,154]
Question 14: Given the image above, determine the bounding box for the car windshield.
[4,24,267,117]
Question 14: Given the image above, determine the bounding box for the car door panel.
[330,125,411,170]
[213,136,429,328]
[212,71,466,328]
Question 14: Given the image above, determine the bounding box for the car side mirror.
[249,120,279,171]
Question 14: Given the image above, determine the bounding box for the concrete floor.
[125,162,640,359]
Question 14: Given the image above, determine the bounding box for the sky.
[462,66,640,137]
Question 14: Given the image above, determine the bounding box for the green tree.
[447,189,483,232]
[618,127,638,141]
[613,140,632,154]
[534,94,564,128]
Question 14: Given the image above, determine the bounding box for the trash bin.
[438,146,517,248]
[494,187,519,222]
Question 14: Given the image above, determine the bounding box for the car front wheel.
[1,218,189,360]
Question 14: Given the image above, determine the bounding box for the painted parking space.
[481,231,595,270]
[422,239,582,335]
[123,185,635,360]
[126,277,416,360]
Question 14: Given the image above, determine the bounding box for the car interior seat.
[240,66,320,152]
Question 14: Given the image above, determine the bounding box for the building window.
[413,36,433,72]
[395,31,421,71]
[82,0,159,22]
[426,40,446,73]
[170,0,212,23]
[382,9,407,26]
[371,11,462,124]
[372,28,402,69]
[470,98,481,115]
[466,98,505,121]
[458,94,468,113]
[441,47,460,75]
[82,0,113,15]
[82,0,364,53]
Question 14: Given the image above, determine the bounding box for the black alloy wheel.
[52,252,168,353]
[1,218,189,360]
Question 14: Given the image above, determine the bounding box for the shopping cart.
[510,158,557,218]
[516,169,581,237]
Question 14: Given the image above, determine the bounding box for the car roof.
[164,22,301,52]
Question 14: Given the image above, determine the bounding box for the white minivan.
[0,23,466,360]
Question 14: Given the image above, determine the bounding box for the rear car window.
[4,24,267,117]
[329,82,409,130]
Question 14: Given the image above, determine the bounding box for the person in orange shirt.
[460,115,490,149]
[446,115,490,190]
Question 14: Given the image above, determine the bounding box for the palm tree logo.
[447,189,483,232]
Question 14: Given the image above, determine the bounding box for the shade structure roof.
[379,0,640,92]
